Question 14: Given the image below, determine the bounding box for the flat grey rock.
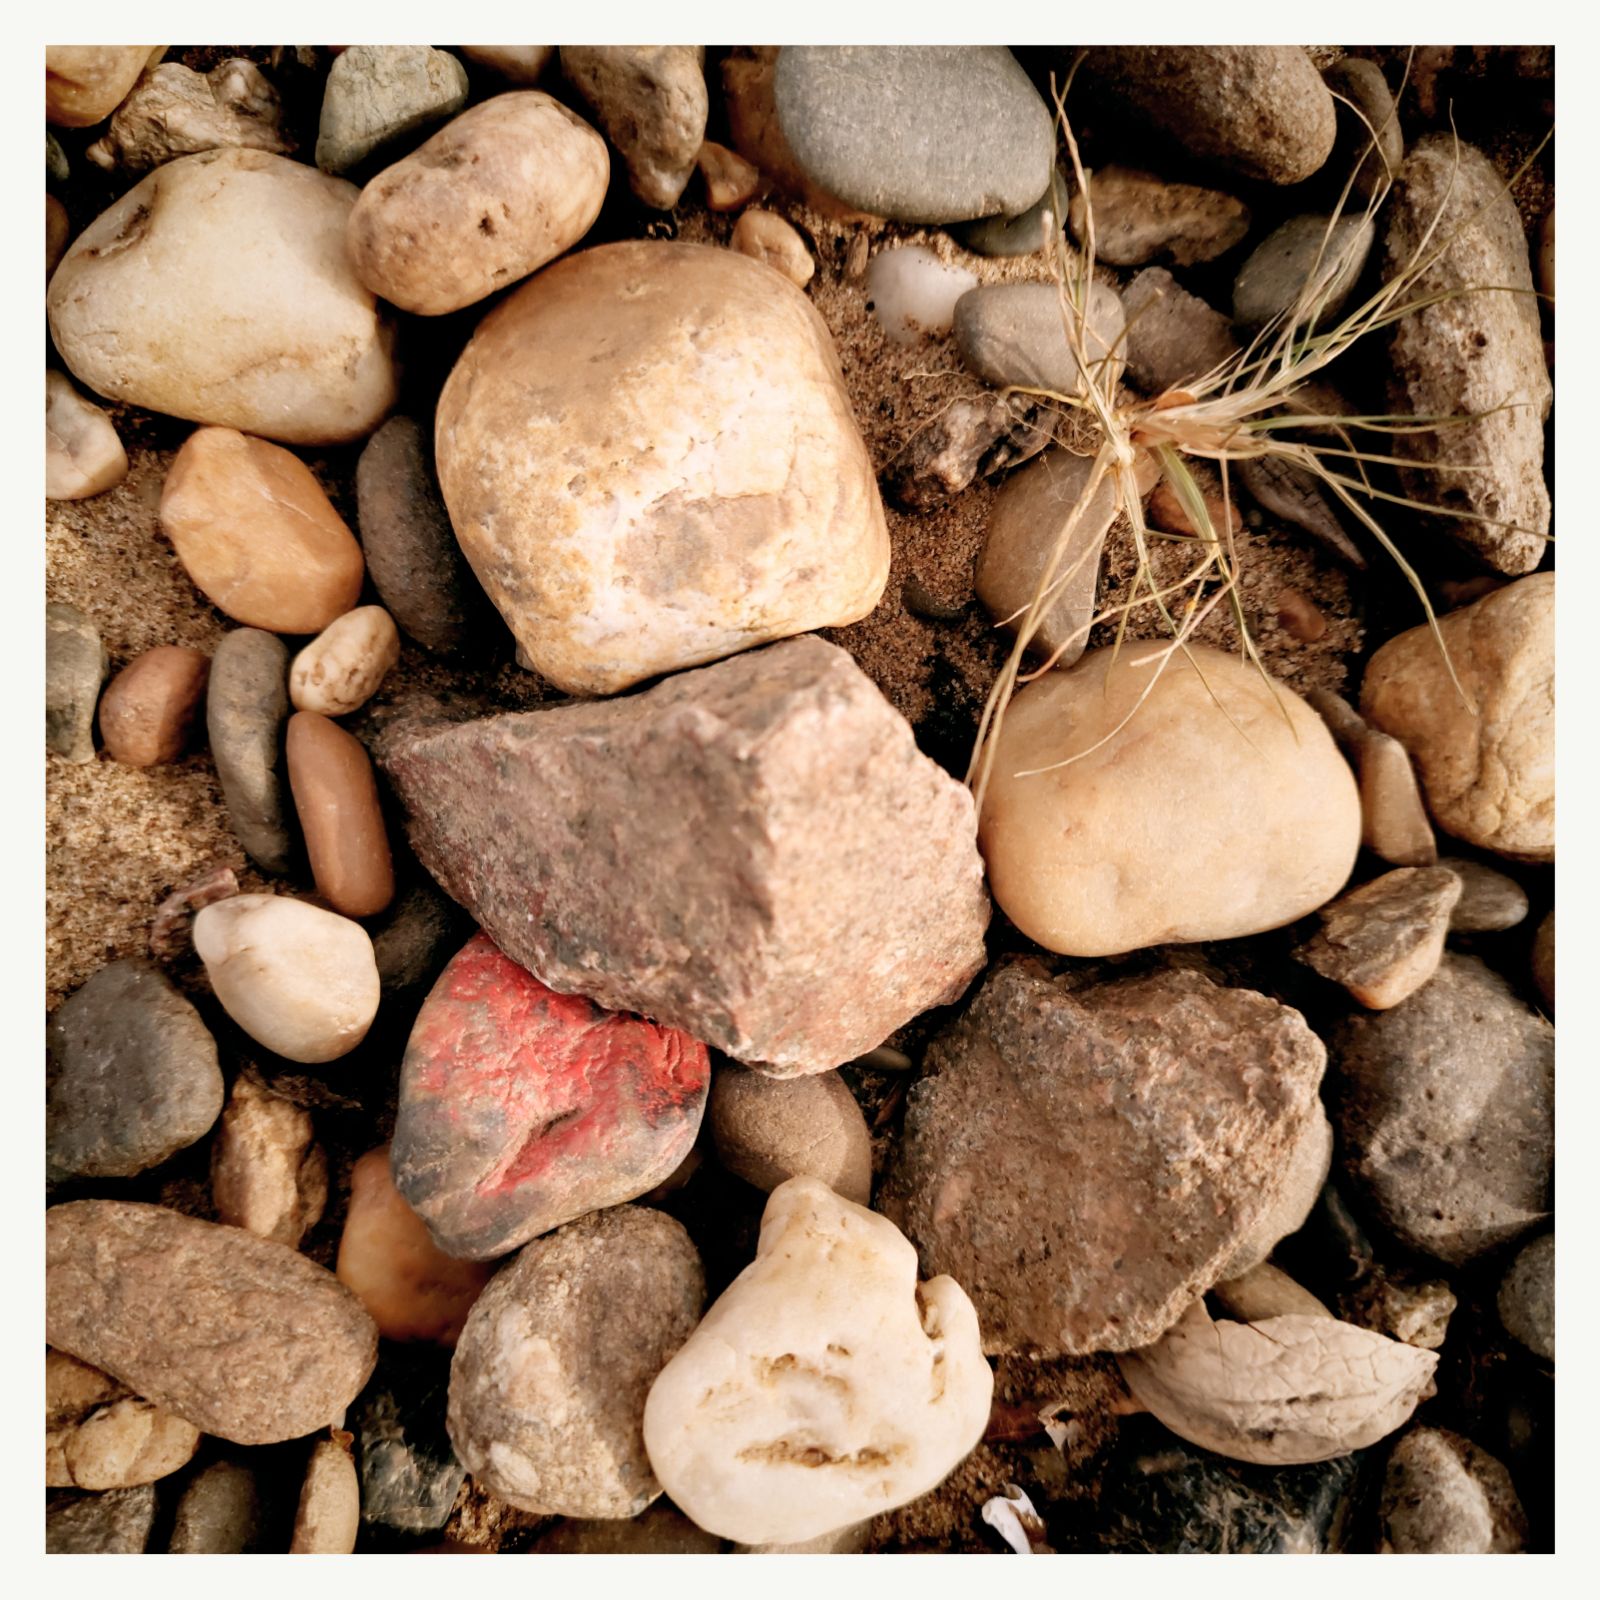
[953,280,1125,397]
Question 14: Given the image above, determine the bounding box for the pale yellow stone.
[290,1433,360,1554]
[46,46,165,127]
[290,606,400,716]
[211,1077,328,1247]
[729,208,814,286]
[698,140,761,210]
[46,370,128,501]
[61,1397,201,1490]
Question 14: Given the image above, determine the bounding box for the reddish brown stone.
[98,645,210,766]
[286,710,394,918]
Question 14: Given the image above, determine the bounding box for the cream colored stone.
[46,47,165,127]
[192,895,380,1065]
[47,148,397,446]
[642,1177,992,1546]
[46,370,128,501]
[290,606,400,716]
[1212,1264,1332,1323]
[457,47,554,83]
[290,1433,360,1554]
[698,140,761,210]
[979,644,1361,955]
[1362,573,1554,861]
[61,1397,201,1491]
[729,208,814,286]
[435,240,889,696]
[347,92,608,316]
[211,1076,328,1248]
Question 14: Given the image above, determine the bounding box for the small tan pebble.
[709,1066,872,1204]
[1344,1271,1458,1351]
[1211,1263,1331,1323]
[844,230,869,280]
[1147,476,1243,537]
[192,894,381,1064]
[286,711,396,918]
[211,1076,328,1248]
[1443,858,1529,932]
[60,1396,201,1491]
[698,139,761,210]
[1531,910,1553,1008]
[159,426,365,634]
[457,46,554,83]
[1380,1428,1527,1553]
[98,646,210,767]
[336,1146,491,1345]
[46,370,128,501]
[149,864,240,961]
[290,1431,360,1554]
[290,606,400,716]
[46,45,165,127]
[1274,587,1326,642]
[1357,730,1439,868]
[47,194,69,279]
[730,207,815,286]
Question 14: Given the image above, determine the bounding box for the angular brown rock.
[210,1075,328,1247]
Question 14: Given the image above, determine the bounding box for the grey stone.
[1444,858,1530,932]
[1236,455,1367,570]
[315,46,467,176]
[369,874,469,997]
[773,46,1053,224]
[354,1353,464,1533]
[1380,1428,1527,1553]
[1232,213,1375,331]
[207,627,294,875]
[1324,57,1404,201]
[1121,267,1240,396]
[1068,166,1250,267]
[953,280,1124,397]
[45,600,105,763]
[169,1459,265,1553]
[46,1484,157,1553]
[882,393,1053,510]
[954,167,1068,257]
[1497,1232,1554,1361]
[47,959,223,1183]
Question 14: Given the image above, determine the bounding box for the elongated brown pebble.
[99,646,210,766]
[286,711,394,917]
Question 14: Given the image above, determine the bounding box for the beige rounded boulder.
[347,92,609,316]
[47,148,398,446]
[979,644,1361,955]
[435,239,889,696]
[47,47,165,127]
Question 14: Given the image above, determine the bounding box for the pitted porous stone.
[379,637,989,1077]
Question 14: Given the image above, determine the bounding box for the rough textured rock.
[210,1075,328,1247]
[46,45,164,127]
[1384,136,1552,573]
[86,58,292,172]
[380,637,989,1076]
[1324,56,1404,201]
[347,91,608,315]
[286,711,396,918]
[45,1484,158,1553]
[47,149,397,446]
[449,1207,705,1518]
[1497,1232,1554,1362]
[392,933,710,1260]
[353,1352,465,1532]
[51,1395,201,1490]
[978,644,1360,956]
[48,958,223,1183]
[1380,1428,1528,1553]
[1236,454,1367,570]
[729,208,813,286]
[207,628,294,875]
[1329,953,1553,1265]
[316,45,467,175]
[290,607,399,717]
[46,1201,379,1445]
[98,645,209,767]
[954,281,1125,397]
[1443,858,1529,931]
[1343,1270,1457,1351]
[168,1459,265,1553]
[1232,214,1375,330]
[709,1067,872,1204]
[435,240,888,695]
[1120,267,1241,395]
[881,392,1053,510]
[772,46,1052,224]
[1216,1109,1334,1280]
[1069,166,1250,266]
[882,965,1325,1355]
[46,369,128,500]
[291,1431,361,1553]
[1362,573,1553,860]
[45,600,105,763]
[644,1178,992,1545]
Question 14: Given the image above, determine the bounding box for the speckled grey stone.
[169,1459,265,1553]
[206,627,294,875]
[315,46,467,176]
[1497,1232,1553,1362]
[46,601,106,763]
[46,1484,157,1553]
[954,167,1068,257]
[953,280,1125,397]
[1232,213,1375,330]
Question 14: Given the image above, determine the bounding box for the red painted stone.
[392,932,710,1260]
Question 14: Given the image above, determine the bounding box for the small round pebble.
[953,280,1126,397]
[730,207,814,286]
[709,1065,872,1203]
[290,1431,361,1553]
[98,645,210,766]
[59,1396,201,1490]
[1443,858,1530,932]
[286,711,396,918]
[1497,1232,1553,1361]
[290,606,400,716]
[698,139,761,210]
[1232,213,1374,330]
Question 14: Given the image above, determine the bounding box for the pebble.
[772,46,1053,224]
[457,47,553,84]
[864,244,977,344]
[435,240,888,695]
[1362,572,1553,861]
[206,628,295,874]
[369,875,468,997]
[1343,1270,1457,1350]
[45,369,128,500]
[531,1503,724,1554]
[709,1066,872,1204]
[1309,688,1438,867]
[290,1431,361,1553]
[1324,57,1404,201]
[698,139,761,210]
[450,1207,706,1517]
[392,932,710,1259]
[1232,213,1375,331]
[1275,588,1327,643]
[1236,454,1367,570]
[1217,1109,1333,1279]
[98,645,209,766]
[193,894,381,1064]
[210,1074,328,1247]
[290,607,399,717]
[45,600,106,763]
[315,45,467,175]
[644,1177,992,1546]
[1497,1233,1554,1361]
[47,958,223,1183]
[1082,47,1336,185]
[1380,1428,1527,1553]
[729,207,814,286]
[882,964,1326,1354]
[1212,1263,1331,1324]
[161,427,365,635]
[47,148,397,446]
[561,45,707,208]
[347,91,609,316]
[1297,865,1462,1009]
[336,1145,492,1344]
[1443,858,1529,932]
[45,45,164,127]
[1120,267,1240,395]
[953,280,1126,397]
[1384,136,1551,573]
[379,637,989,1076]
[46,193,69,278]
[46,1200,378,1445]
[53,1394,201,1490]
[1531,911,1554,1007]
[352,1352,465,1531]
[883,392,1052,510]
[169,1459,264,1553]
[954,166,1068,256]
[285,712,395,918]
[1329,953,1552,1265]
[978,644,1359,955]
[46,1484,157,1554]
[1069,166,1250,267]
[1147,473,1244,538]
[86,58,293,172]
[47,130,69,181]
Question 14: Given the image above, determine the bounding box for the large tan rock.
[979,644,1361,955]
[47,149,397,446]
[435,240,888,696]
[46,47,164,127]
[1361,574,1553,861]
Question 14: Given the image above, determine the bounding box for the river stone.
[449,1206,705,1518]
[1380,1428,1527,1553]
[207,628,294,875]
[210,1074,328,1248]
[730,208,814,286]
[46,45,165,127]
[977,644,1360,956]
[1497,1232,1554,1362]
[46,1485,157,1554]
[1384,136,1551,573]
[773,46,1052,224]
[882,964,1326,1355]
[291,1432,361,1553]
[1308,689,1437,867]
[290,607,399,717]
[379,637,990,1077]
[1361,573,1553,861]
[393,932,710,1260]
[169,1459,265,1553]
[45,600,106,763]
[46,369,128,500]
[1325,57,1404,201]
[54,1396,201,1490]
[434,240,889,696]
[48,958,223,1183]
[99,645,209,767]
[1233,214,1375,330]
[955,166,1069,256]
[1329,953,1553,1265]
[316,45,467,175]
[1069,166,1250,267]
[1444,858,1529,932]
[353,1351,464,1532]
[1236,454,1367,570]
[286,711,396,919]
[698,139,761,210]
[47,149,398,446]
[709,1066,872,1204]
[1082,47,1336,185]
[46,1200,379,1445]
[953,281,1125,397]
[459,47,553,83]
[1121,267,1241,395]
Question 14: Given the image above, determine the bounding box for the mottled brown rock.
[1068,165,1250,266]
[1216,1109,1333,1280]
[881,965,1326,1355]
[46,1484,157,1553]
[1308,688,1438,867]
[46,46,165,127]
[286,711,395,918]
[206,628,294,875]
[1343,1270,1457,1351]
[98,645,209,766]
[883,392,1053,511]
[730,207,814,285]
[458,47,553,83]
[1497,1232,1553,1361]
[1148,475,1243,538]
[169,1459,265,1553]
[210,1075,328,1248]
[709,1066,872,1204]
[1380,1428,1527,1553]
[46,600,106,763]
[47,1201,378,1445]
[380,637,989,1076]
[698,139,761,209]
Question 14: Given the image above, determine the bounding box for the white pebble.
[865,245,978,345]
[290,605,400,716]
[46,371,128,501]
